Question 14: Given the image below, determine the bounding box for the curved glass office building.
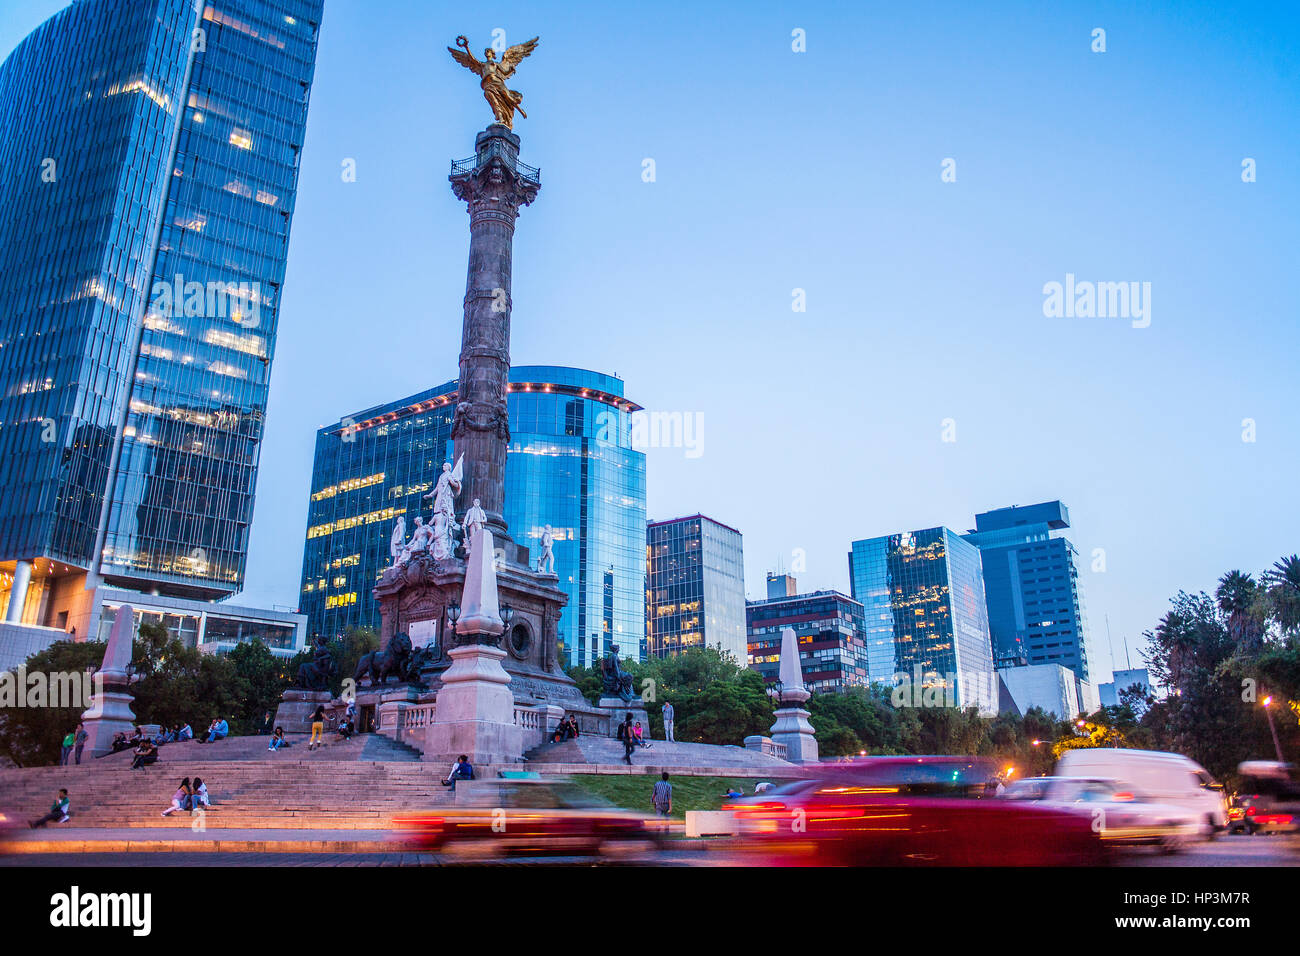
[300,366,648,665]
[0,0,323,632]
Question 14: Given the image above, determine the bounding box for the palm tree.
[1264,555,1300,636]
[1215,570,1263,650]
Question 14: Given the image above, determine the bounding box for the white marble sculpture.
[462,498,486,557]
[431,510,459,561]
[398,516,433,564]
[389,515,407,564]
[537,524,555,575]
[424,455,463,561]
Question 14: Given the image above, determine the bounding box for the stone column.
[769,626,819,763]
[5,559,32,623]
[80,604,138,757]
[449,125,540,550]
[425,529,523,764]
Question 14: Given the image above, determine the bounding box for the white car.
[1055,748,1228,833]
[1003,776,1203,850]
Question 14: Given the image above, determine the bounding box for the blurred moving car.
[393,779,659,855]
[1001,776,1201,850]
[725,756,1107,866]
[1232,761,1300,835]
[1055,748,1227,834]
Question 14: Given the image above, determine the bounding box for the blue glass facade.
[645,515,747,662]
[299,367,647,664]
[746,589,869,694]
[0,0,323,604]
[963,500,1093,681]
[848,527,997,714]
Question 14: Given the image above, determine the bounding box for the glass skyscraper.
[0,0,323,632]
[848,527,997,715]
[299,366,647,665]
[645,514,746,662]
[962,500,1093,681]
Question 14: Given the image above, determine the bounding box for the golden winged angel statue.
[448,35,540,129]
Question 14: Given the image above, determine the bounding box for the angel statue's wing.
[449,454,464,483]
[448,44,483,76]
[498,37,539,75]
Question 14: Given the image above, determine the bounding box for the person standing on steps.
[307,705,326,751]
[618,713,635,765]
[662,701,675,743]
[73,722,88,764]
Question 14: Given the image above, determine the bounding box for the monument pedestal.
[424,641,521,764]
[600,697,649,738]
[274,689,333,736]
[80,603,138,757]
[767,625,819,763]
[770,704,819,763]
[81,683,136,758]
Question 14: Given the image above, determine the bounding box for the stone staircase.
[0,734,447,829]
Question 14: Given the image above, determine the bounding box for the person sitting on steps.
[442,754,474,789]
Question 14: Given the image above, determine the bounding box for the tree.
[0,640,106,767]
[1216,570,1265,650]
[1264,555,1300,638]
[226,641,292,734]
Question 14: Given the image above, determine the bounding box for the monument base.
[600,697,649,739]
[274,689,333,735]
[770,705,819,764]
[81,687,136,758]
[424,642,523,764]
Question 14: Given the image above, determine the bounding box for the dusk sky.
[4,1,1297,682]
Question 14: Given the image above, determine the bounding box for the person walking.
[618,714,635,765]
[651,772,673,817]
[59,729,74,765]
[73,723,88,765]
[307,705,326,751]
[30,789,70,828]
[662,701,675,743]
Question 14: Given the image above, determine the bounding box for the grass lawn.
[569,773,782,818]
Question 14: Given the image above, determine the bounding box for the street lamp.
[767,678,784,706]
[500,604,514,627]
[1262,695,1285,762]
[446,601,461,630]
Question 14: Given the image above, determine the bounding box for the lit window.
[229,128,253,150]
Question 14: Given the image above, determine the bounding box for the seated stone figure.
[600,645,635,703]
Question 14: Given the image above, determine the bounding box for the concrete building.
[645,515,746,661]
[997,662,1085,719]
[746,577,870,694]
[1098,667,1153,708]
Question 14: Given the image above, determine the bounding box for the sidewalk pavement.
[0,827,396,854]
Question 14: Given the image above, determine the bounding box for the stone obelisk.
[448,125,539,556]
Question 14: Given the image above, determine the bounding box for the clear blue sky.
[4,1,1298,682]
